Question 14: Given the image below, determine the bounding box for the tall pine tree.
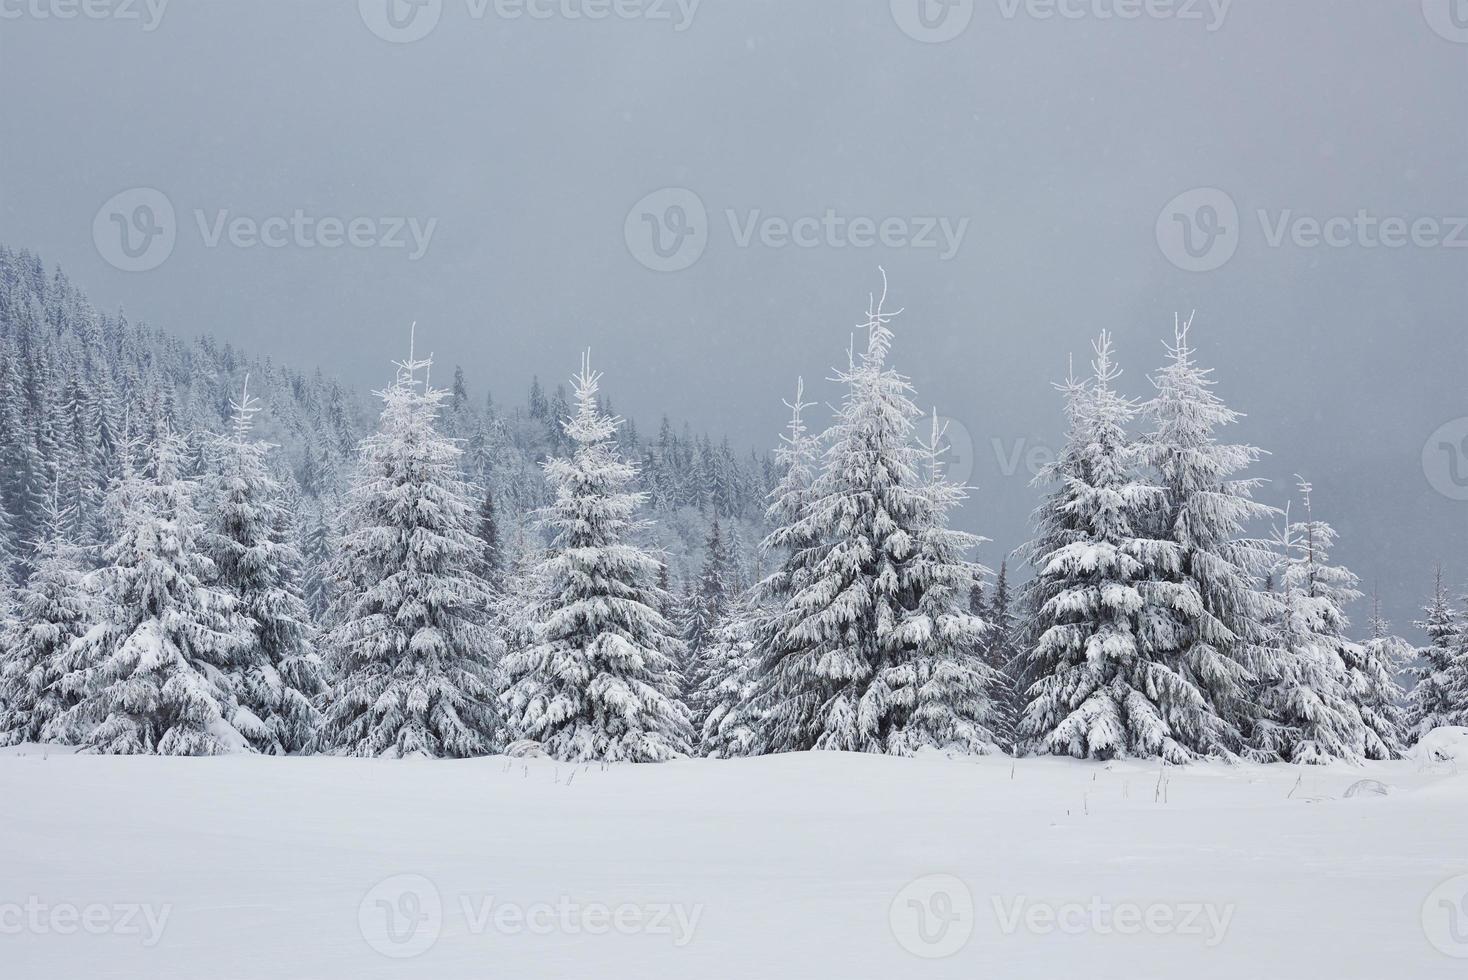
[317,332,499,758]
[1248,481,1370,765]
[1020,333,1208,763]
[58,423,252,755]
[755,275,1003,755]
[1136,314,1279,756]
[205,377,326,755]
[1406,569,1468,740]
[0,489,92,745]
[499,353,693,762]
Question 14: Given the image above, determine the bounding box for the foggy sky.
[2,0,1464,635]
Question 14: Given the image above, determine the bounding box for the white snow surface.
[1,748,1464,979]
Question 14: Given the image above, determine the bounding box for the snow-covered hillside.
[2,749,1464,979]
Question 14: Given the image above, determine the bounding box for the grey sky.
[1,0,1464,634]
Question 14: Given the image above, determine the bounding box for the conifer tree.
[476,485,504,582]
[317,332,499,758]
[754,275,1003,755]
[1247,481,1369,765]
[500,353,693,762]
[1351,591,1410,759]
[0,490,92,745]
[692,590,763,758]
[1136,314,1279,756]
[205,378,326,754]
[1406,569,1468,739]
[1019,333,1207,763]
[683,518,732,710]
[980,560,1023,751]
[874,410,1005,754]
[58,423,252,755]
[699,380,819,756]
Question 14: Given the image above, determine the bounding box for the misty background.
[1,0,1463,636]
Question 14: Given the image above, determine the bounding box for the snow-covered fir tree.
[316,332,499,758]
[0,491,17,590]
[754,275,1003,755]
[1136,313,1279,756]
[0,489,92,745]
[1351,590,1410,759]
[979,560,1022,752]
[476,485,504,583]
[699,379,820,757]
[1020,333,1210,763]
[1248,480,1370,765]
[57,423,252,755]
[682,517,733,717]
[1406,569,1468,739]
[204,377,326,754]
[499,353,693,762]
[875,410,1005,755]
[691,590,763,758]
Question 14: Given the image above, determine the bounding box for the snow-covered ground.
[1,748,1465,979]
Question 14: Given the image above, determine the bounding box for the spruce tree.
[204,378,326,754]
[980,560,1023,752]
[0,490,92,745]
[1351,592,1410,759]
[1247,481,1369,765]
[754,276,1003,755]
[476,485,504,582]
[703,380,819,757]
[500,354,692,762]
[683,517,732,720]
[58,423,252,755]
[317,334,499,758]
[1136,314,1279,756]
[692,590,763,758]
[875,410,1005,755]
[1020,333,1208,763]
[1406,569,1468,739]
